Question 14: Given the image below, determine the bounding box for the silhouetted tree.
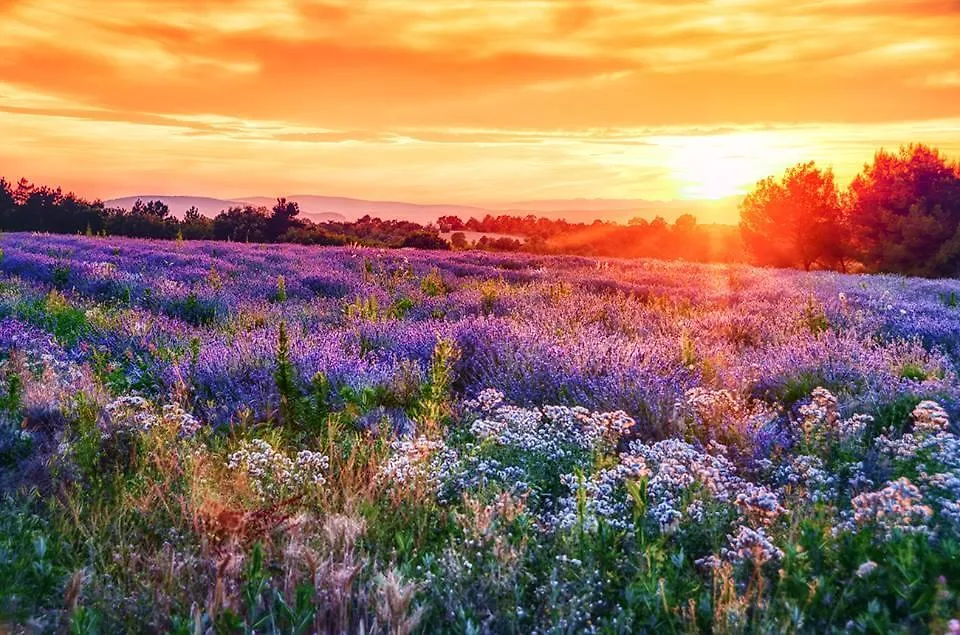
[848,144,960,277]
[400,231,450,250]
[490,237,522,251]
[0,178,14,226]
[59,193,103,234]
[179,206,213,240]
[450,232,468,249]
[131,199,170,219]
[21,186,64,233]
[12,178,33,206]
[213,205,270,242]
[740,162,845,271]
[106,199,175,238]
[437,215,465,232]
[649,216,670,233]
[268,198,301,241]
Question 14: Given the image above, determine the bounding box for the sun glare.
[656,132,811,200]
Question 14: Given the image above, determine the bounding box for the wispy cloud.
[0,0,958,202]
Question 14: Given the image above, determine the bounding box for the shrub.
[420,268,448,297]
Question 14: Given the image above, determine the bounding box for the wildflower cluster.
[99,396,159,438]
[874,400,960,528]
[465,388,505,412]
[99,396,201,439]
[379,435,460,495]
[226,438,329,501]
[458,388,960,576]
[797,386,872,451]
[848,477,933,538]
[773,453,838,501]
[551,455,650,531]
[721,525,784,566]
[469,400,635,458]
[674,387,778,450]
[875,401,953,479]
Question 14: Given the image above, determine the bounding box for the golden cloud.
[0,0,957,202]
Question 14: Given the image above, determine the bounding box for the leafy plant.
[420,268,448,297]
[275,321,300,426]
[801,297,830,334]
[345,295,381,322]
[52,263,71,288]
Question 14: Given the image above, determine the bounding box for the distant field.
[2,232,960,632]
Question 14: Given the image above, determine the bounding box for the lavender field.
[2,232,960,633]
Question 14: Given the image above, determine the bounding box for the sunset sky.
[1,0,959,214]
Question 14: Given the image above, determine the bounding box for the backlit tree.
[847,144,960,277]
[739,161,846,271]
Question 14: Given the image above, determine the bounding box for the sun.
[655,131,809,200]
[679,155,754,199]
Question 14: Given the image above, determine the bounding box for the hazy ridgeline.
[1,232,960,632]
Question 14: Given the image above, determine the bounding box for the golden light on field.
[0,0,958,207]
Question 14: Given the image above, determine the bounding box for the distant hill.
[239,195,488,225]
[105,196,243,219]
[105,194,741,226]
[104,195,347,223]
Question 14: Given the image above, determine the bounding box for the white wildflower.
[856,561,878,578]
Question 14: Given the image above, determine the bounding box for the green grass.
[14,292,89,346]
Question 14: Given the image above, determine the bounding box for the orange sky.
[1,0,959,211]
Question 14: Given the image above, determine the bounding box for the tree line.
[440,213,745,262]
[438,214,591,239]
[0,179,449,249]
[739,144,960,277]
[3,142,958,277]
[0,177,743,263]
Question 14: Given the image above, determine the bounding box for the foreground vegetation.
[1,233,960,633]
